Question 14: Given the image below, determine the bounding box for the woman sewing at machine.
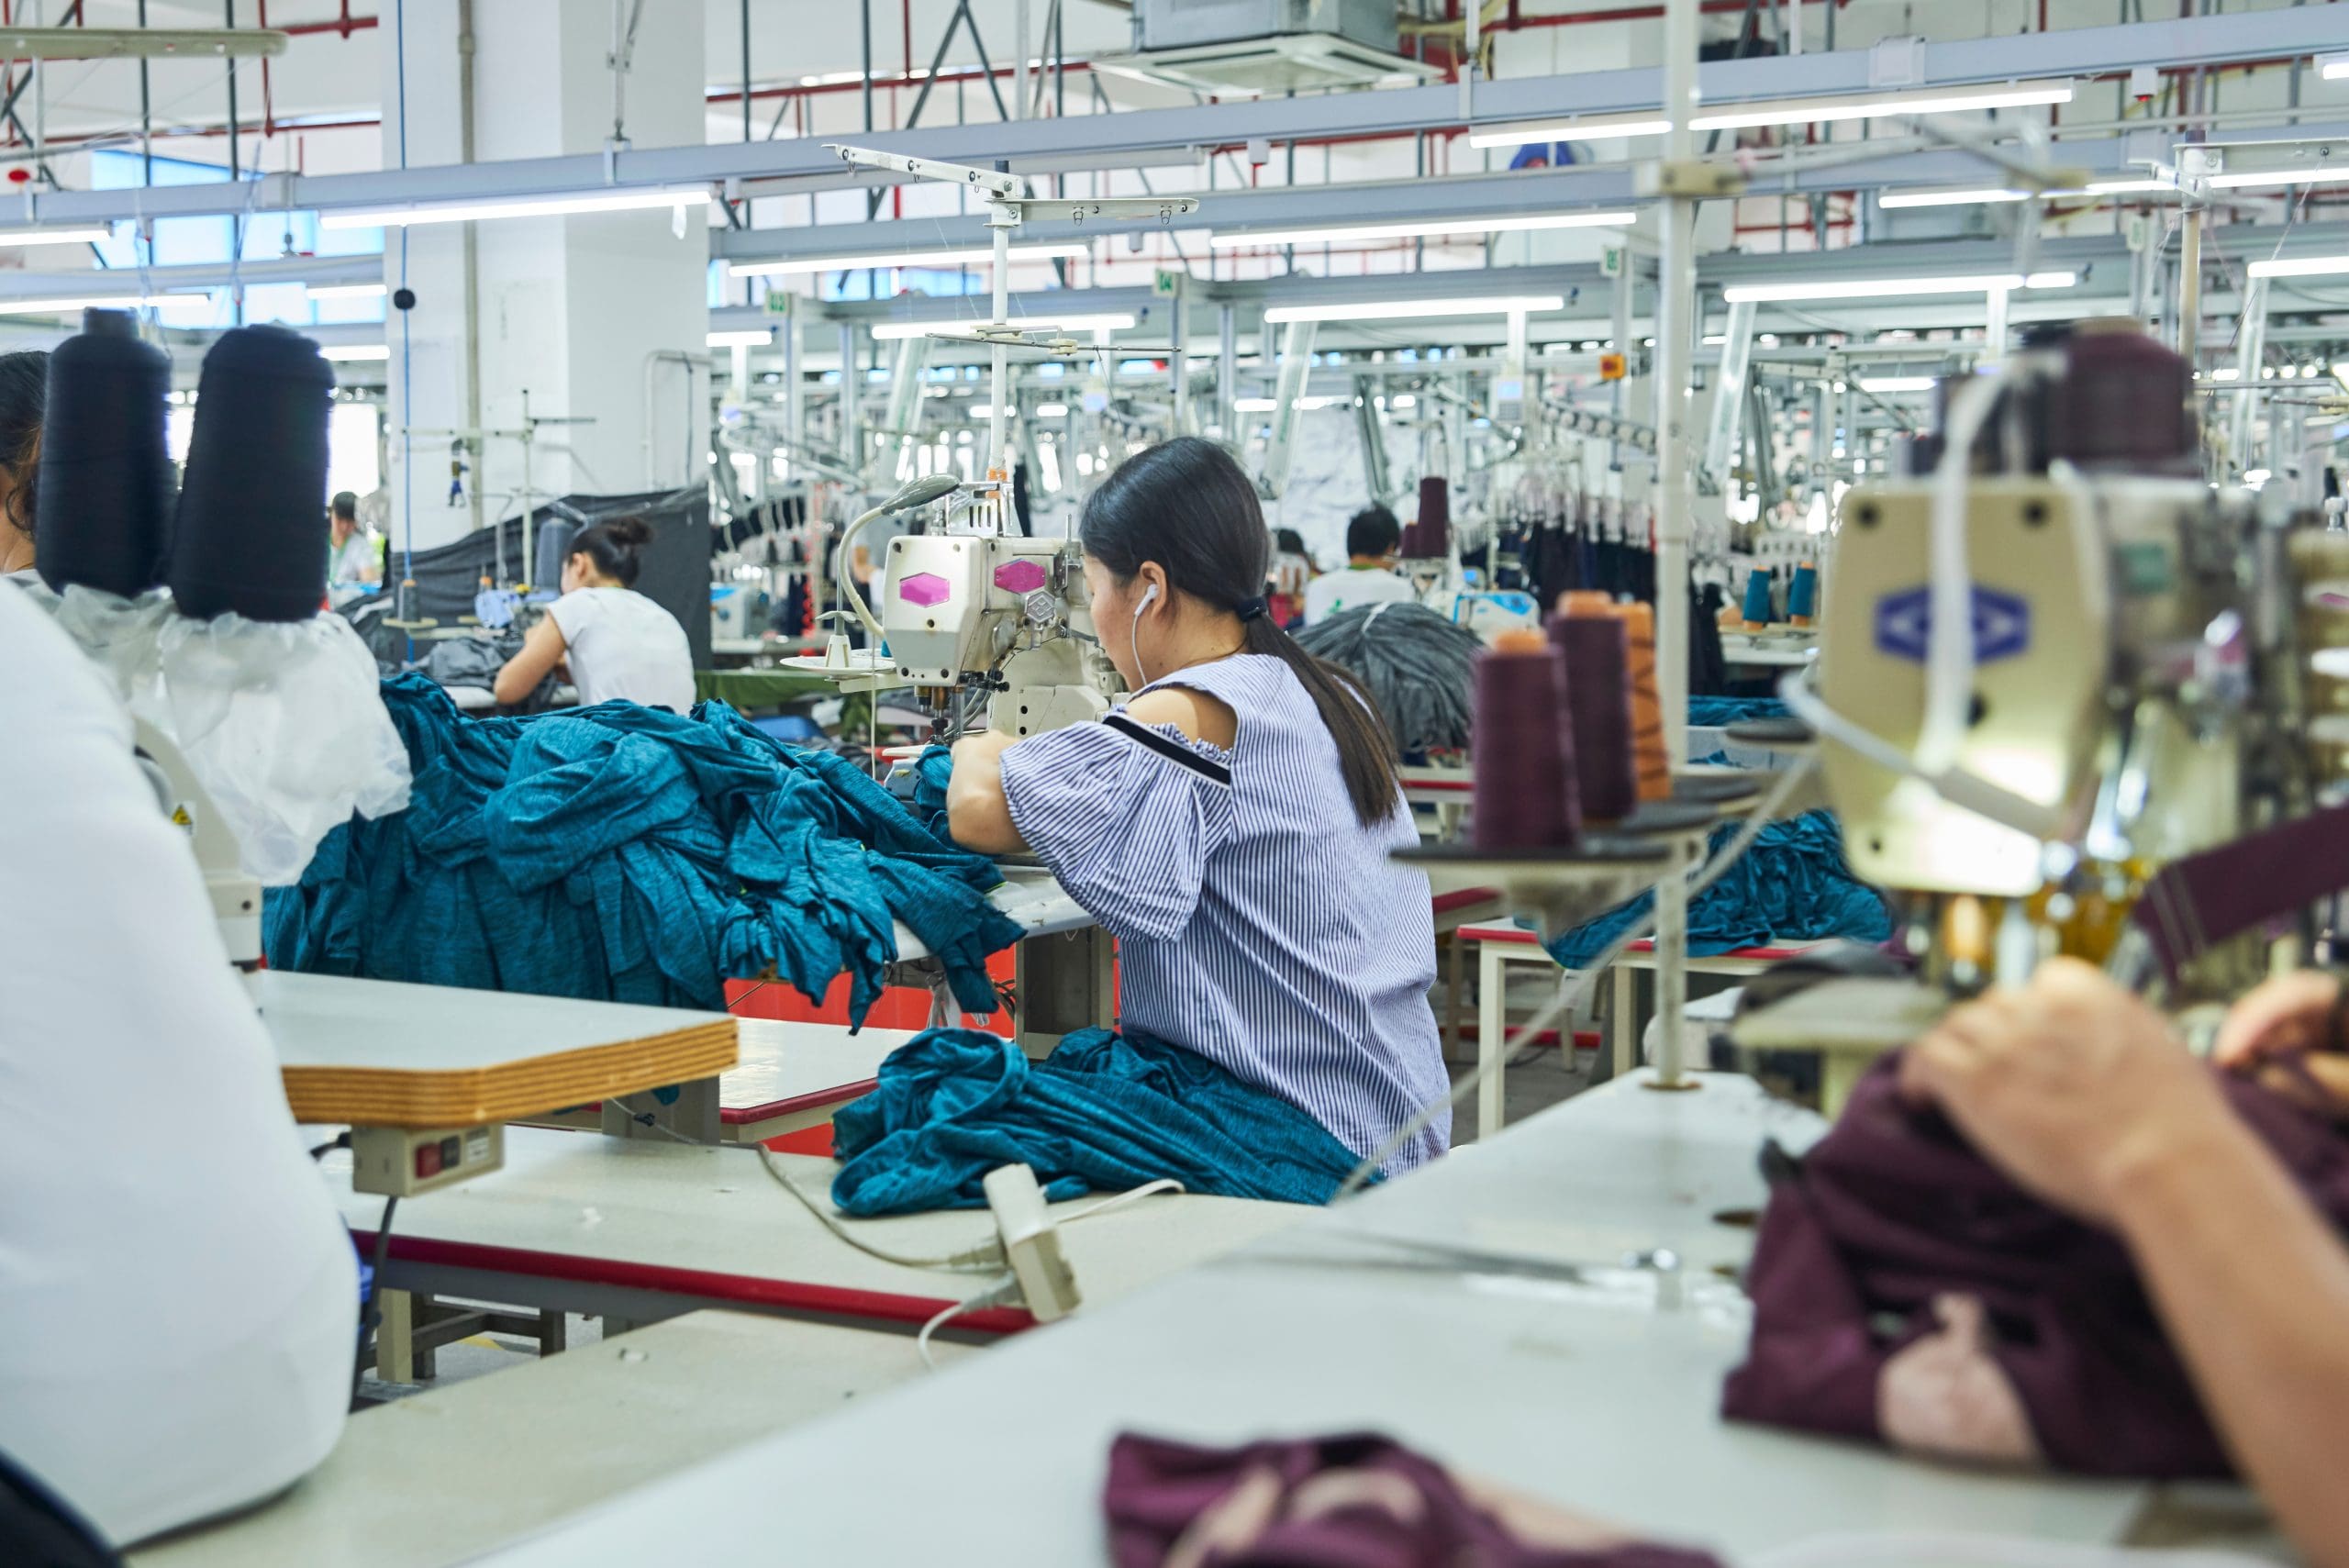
[947,437,1450,1175]
[493,515,693,713]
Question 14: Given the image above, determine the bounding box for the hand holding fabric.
[2214,969,2349,1117]
[1898,957,2242,1228]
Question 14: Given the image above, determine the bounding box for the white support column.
[1651,0,1700,1090]
[382,0,707,550]
[2231,275,2269,476]
[1984,284,2011,365]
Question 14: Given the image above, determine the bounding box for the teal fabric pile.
[830,1026,1369,1216]
[264,675,1021,1026]
[1544,807,1890,969]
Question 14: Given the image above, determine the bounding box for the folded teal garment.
[264,675,1022,1025]
[1544,807,1890,970]
[829,1026,1369,1215]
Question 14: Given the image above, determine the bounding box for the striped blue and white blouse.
[998,652,1450,1173]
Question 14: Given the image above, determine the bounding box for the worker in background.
[325,490,381,607]
[0,350,46,587]
[494,515,693,713]
[1302,504,1417,627]
[1904,959,2349,1564]
[947,437,1450,1174]
[0,584,354,1549]
[1266,528,1315,629]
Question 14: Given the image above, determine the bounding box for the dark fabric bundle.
[1295,601,1484,752]
[1723,1054,2349,1477]
[1104,1432,1724,1568]
[831,1026,1367,1216]
[1543,808,1890,968]
[263,675,1020,1026]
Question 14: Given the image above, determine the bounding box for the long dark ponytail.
[1080,437,1403,827]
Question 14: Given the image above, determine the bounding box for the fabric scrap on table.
[1722,1053,2349,1478]
[829,1026,1367,1216]
[1104,1432,1725,1568]
[264,674,1021,1027]
[1543,807,1890,969]
[1686,695,1787,729]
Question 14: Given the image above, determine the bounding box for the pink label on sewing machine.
[991,560,1048,595]
[898,573,952,608]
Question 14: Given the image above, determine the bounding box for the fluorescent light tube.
[729,242,1088,277]
[321,345,391,361]
[1879,186,2029,208]
[0,293,150,315]
[0,223,112,248]
[1466,111,1674,149]
[2206,163,2349,191]
[1696,81,2073,130]
[1035,402,1069,417]
[1721,272,2074,303]
[707,328,775,348]
[2080,177,2175,195]
[321,187,707,229]
[1210,212,1633,248]
[1233,397,1278,412]
[870,313,1136,339]
[1263,295,1564,324]
[1467,81,2071,148]
[2321,54,2349,82]
[1858,376,1937,393]
[306,282,387,299]
[2248,254,2349,280]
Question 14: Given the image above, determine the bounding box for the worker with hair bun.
[494,514,693,712]
[0,349,47,586]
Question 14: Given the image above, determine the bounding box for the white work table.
[903,865,1093,960]
[128,1311,964,1568]
[463,1073,2166,1566]
[331,1126,1306,1336]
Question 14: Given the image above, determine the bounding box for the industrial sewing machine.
[1735,320,2339,1092]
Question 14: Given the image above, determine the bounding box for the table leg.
[1016,925,1115,1059]
[1476,941,1506,1140]
[376,1287,416,1385]
[1442,930,1464,1060]
[1611,964,1638,1079]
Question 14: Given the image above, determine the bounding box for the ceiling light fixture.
[729,242,1089,277]
[2321,53,2349,82]
[320,187,709,230]
[1468,79,2072,149]
[2205,163,2349,191]
[0,292,152,316]
[869,313,1136,339]
[2247,253,2349,280]
[1878,186,2030,208]
[1209,212,1634,248]
[1263,295,1564,324]
[1720,271,2076,303]
[0,223,113,248]
[707,328,775,348]
[1858,375,1938,393]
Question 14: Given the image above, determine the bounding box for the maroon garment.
[1104,1432,1723,1568]
[1722,1053,2349,1477]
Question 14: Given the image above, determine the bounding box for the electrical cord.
[1059,1178,1184,1224]
[917,1274,1022,1372]
[308,1132,351,1161]
[1334,756,1822,1202]
[351,1195,397,1403]
[751,1140,1006,1273]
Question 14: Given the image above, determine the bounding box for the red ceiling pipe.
[273,3,375,37]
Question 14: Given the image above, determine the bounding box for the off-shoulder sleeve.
[998,713,1236,942]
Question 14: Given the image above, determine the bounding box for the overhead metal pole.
[1013,0,1029,121]
[740,0,751,141]
[223,0,239,181]
[2179,207,2203,369]
[1651,0,1700,1091]
[1218,304,1237,438]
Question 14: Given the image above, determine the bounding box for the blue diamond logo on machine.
[1872,585,2032,664]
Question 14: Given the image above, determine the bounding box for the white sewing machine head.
[877,488,1120,740]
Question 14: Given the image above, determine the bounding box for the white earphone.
[1130,582,1161,686]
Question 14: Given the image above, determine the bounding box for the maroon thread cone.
[1473,635,1581,851]
[1550,609,1638,824]
[1408,474,1452,559]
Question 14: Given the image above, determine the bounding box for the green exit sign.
[1152,269,1185,298]
[763,290,794,317]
